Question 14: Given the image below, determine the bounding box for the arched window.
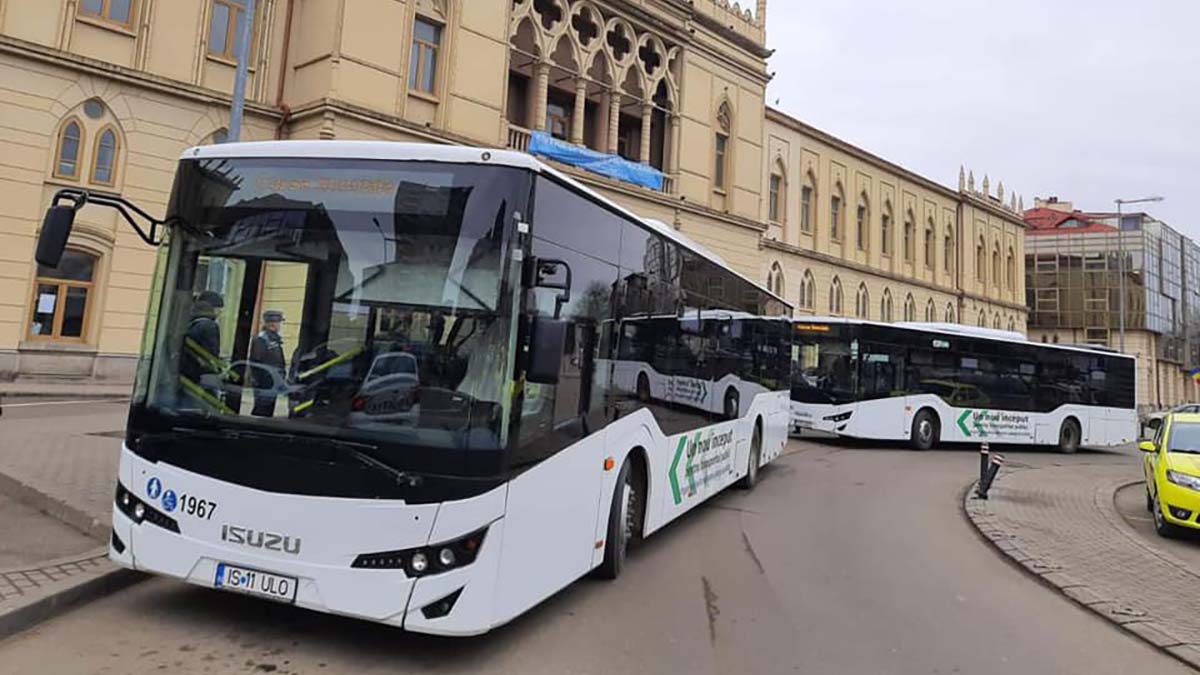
[855,283,870,319]
[768,160,787,225]
[944,303,955,323]
[978,309,987,327]
[976,236,987,282]
[830,182,844,242]
[1006,247,1015,289]
[924,218,935,268]
[944,230,954,274]
[29,249,98,342]
[90,126,118,186]
[54,118,83,180]
[1007,317,1016,332]
[713,101,732,192]
[925,299,937,322]
[800,171,816,234]
[856,192,869,251]
[992,244,1001,288]
[903,210,915,262]
[881,201,893,256]
[903,294,916,322]
[767,262,785,297]
[880,289,894,322]
[993,313,1002,330]
[800,269,815,310]
[829,276,844,315]
[209,127,230,144]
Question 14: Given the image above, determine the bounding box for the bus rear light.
[351,528,488,577]
[114,482,180,533]
[351,396,368,412]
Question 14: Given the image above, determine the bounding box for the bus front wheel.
[911,409,939,451]
[1058,419,1081,454]
[596,458,643,579]
[636,373,651,403]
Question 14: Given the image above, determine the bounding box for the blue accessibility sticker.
[146,477,162,500]
[161,489,177,513]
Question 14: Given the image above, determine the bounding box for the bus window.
[860,342,906,400]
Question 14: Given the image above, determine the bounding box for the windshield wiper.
[160,426,422,488]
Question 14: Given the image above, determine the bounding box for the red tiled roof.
[1022,208,1115,235]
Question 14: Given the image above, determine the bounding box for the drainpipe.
[274,0,296,140]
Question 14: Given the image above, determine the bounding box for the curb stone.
[0,470,109,542]
[963,480,1200,672]
[0,550,143,642]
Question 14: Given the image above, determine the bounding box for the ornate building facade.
[0,0,1025,382]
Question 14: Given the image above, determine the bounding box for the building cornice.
[0,34,280,118]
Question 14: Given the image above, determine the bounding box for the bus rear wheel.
[724,389,740,420]
[1058,419,1081,454]
[636,373,651,403]
[596,459,642,580]
[911,409,939,451]
[737,421,763,489]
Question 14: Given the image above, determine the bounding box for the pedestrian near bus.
[250,309,287,417]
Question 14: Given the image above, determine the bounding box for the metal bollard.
[977,442,990,492]
[977,452,1005,499]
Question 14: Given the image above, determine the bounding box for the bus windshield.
[130,157,530,492]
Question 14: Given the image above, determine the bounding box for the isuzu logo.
[221,524,302,555]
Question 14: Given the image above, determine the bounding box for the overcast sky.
[765,0,1199,238]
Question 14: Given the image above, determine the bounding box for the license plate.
[214,563,297,604]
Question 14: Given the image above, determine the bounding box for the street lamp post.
[1114,196,1164,354]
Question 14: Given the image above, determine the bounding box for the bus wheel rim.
[919,419,932,441]
[620,481,635,550]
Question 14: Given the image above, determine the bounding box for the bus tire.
[737,420,763,490]
[724,388,740,420]
[1058,418,1081,454]
[596,458,642,580]
[636,373,651,403]
[910,409,939,451]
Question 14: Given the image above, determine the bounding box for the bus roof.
[181,141,792,311]
[794,316,1136,360]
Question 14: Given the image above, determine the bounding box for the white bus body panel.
[792,396,1137,447]
[112,390,790,636]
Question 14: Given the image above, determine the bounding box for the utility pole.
[228,0,258,142]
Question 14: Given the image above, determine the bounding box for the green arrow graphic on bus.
[973,414,988,438]
[669,437,687,505]
[957,410,974,437]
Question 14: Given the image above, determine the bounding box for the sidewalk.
[965,461,1200,670]
[0,401,135,639]
[0,380,132,400]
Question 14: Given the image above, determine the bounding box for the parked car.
[1140,411,1200,538]
[1141,403,1200,438]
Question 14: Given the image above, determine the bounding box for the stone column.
[639,102,653,164]
[571,79,588,146]
[668,113,681,175]
[533,62,551,132]
[607,91,622,155]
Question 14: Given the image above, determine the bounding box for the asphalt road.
[0,431,1192,674]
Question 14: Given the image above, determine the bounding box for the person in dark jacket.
[181,290,225,399]
[250,309,287,417]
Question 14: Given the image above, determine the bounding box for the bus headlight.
[1167,470,1200,491]
[823,411,853,423]
[351,528,488,577]
[114,482,180,533]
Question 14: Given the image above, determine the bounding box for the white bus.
[790,318,1137,452]
[34,142,792,636]
[609,312,792,421]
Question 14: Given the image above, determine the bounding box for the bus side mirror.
[526,257,572,319]
[35,205,77,268]
[1139,440,1157,453]
[527,317,568,385]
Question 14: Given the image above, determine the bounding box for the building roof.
[1023,207,1115,235]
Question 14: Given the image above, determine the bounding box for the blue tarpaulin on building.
[528,131,664,191]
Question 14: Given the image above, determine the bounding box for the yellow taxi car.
[1141,412,1200,537]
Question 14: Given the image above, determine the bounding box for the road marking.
[1,398,129,408]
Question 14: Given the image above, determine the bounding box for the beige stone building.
[760,108,1027,333]
[0,0,1024,382]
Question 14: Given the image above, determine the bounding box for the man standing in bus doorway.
[250,310,287,417]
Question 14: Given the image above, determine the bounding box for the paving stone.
[1124,622,1186,649]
